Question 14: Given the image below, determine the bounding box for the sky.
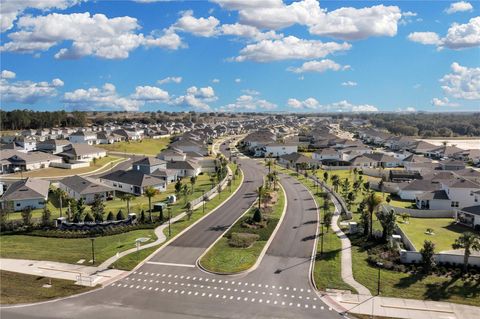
[0,0,479,113]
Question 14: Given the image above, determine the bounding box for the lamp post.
[320,221,324,256]
[202,190,206,214]
[90,238,95,265]
[376,262,383,295]
[167,206,172,237]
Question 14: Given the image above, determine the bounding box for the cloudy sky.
[0,0,479,113]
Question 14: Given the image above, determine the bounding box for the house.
[402,154,432,164]
[364,153,402,168]
[338,146,373,161]
[112,129,143,141]
[414,177,480,209]
[389,170,422,182]
[169,139,208,156]
[58,175,114,204]
[132,157,167,174]
[440,160,466,171]
[405,141,438,155]
[385,136,416,151]
[264,143,298,157]
[312,148,341,162]
[1,178,50,211]
[453,149,480,164]
[426,145,465,159]
[36,139,70,154]
[68,131,98,145]
[99,170,166,195]
[14,136,37,152]
[416,190,451,210]
[60,144,107,162]
[278,152,317,168]
[456,205,480,230]
[7,152,63,171]
[398,180,442,200]
[166,160,201,177]
[157,149,187,162]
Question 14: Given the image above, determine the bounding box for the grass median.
[98,137,170,155]
[199,182,286,274]
[0,270,96,305]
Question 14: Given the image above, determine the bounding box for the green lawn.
[351,236,480,306]
[0,229,156,265]
[0,270,96,305]
[397,218,478,252]
[199,183,286,274]
[9,156,122,178]
[110,164,244,271]
[97,137,170,155]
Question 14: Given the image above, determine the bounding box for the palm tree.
[144,186,158,222]
[323,171,329,184]
[331,174,340,192]
[120,193,135,215]
[365,192,383,238]
[266,159,274,174]
[452,232,480,272]
[190,176,197,194]
[255,185,268,210]
[182,184,189,204]
[54,188,67,218]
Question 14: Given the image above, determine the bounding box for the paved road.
[2,143,342,319]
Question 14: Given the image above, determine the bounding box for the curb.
[196,181,287,276]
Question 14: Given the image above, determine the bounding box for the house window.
[38,201,43,205]
[16,203,20,207]
[451,201,459,208]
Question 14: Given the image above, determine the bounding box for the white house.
[313,149,341,162]
[264,143,298,157]
[60,144,107,162]
[69,131,98,145]
[99,170,166,195]
[456,205,480,230]
[14,137,37,152]
[1,178,50,211]
[59,175,114,204]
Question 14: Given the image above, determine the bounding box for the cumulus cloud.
[172,10,220,37]
[1,70,16,79]
[287,59,349,73]
[287,97,319,109]
[242,89,260,95]
[445,1,473,14]
[0,0,82,33]
[431,97,460,107]
[235,78,242,83]
[131,86,169,101]
[158,76,182,85]
[220,23,281,41]
[439,62,480,100]
[63,83,143,111]
[408,17,480,50]
[170,86,218,111]
[212,0,282,10]
[1,74,64,104]
[212,78,220,83]
[341,81,358,87]
[220,94,277,111]
[1,12,183,59]
[233,36,351,62]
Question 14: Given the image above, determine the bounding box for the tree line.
[0,110,87,130]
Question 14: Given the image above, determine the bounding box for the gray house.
[58,175,114,204]
[1,178,50,211]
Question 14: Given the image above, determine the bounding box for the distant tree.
[190,176,197,193]
[323,171,329,184]
[144,186,158,222]
[186,202,193,221]
[366,192,383,238]
[420,240,436,274]
[41,205,52,227]
[252,208,262,223]
[119,193,135,215]
[91,194,105,222]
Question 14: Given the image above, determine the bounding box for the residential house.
[312,148,341,162]
[456,205,480,230]
[398,180,442,200]
[14,136,36,152]
[278,152,317,168]
[453,149,480,164]
[36,139,70,154]
[7,152,63,171]
[169,139,208,156]
[1,178,50,211]
[405,141,438,155]
[69,131,98,145]
[157,149,187,162]
[99,170,166,195]
[60,144,107,162]
[58,175,114,204]
[132,157,167,174]
[166,160,201,177]
[264,143,298,157]
[426,145,465,159]
[440,160,466,171]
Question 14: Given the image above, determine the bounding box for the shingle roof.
[400,180,442,192]
[166,160,199,170]
[416,190,449,200]
[101,170,165,187]
[1,178,50,201]
[133,157,166,167]
[59,175,113,195]
[460,205,480,216]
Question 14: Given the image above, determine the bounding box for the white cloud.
[131,86,169,101]
[397,107,417,112]
[220,94,277,111]
[408,17,480,50]
[63,83,142,111]
[440,62,480,100]
[212,0,282,10]
[326,100,378,112]
[1,12,183,59]
[407,32,442,45]
[1,70,16,79]
[220,23,281,41]
[287,59,349,73]
[235,78,242,83]
[173,10,220,37]
[212,78,220,83]
[287,97,319,109]
[157,76,182,85]
[234,36,351,62]
[445,1,473,14]
[242,89,260,95]
[171,86,218,111]
[0,0,82,33]
[341,81,357,87]
[431,97,460,107]
[1,75,64,104]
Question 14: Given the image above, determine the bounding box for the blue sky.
[0,0,479,113]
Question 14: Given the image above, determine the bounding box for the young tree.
[341,178,350,198]
[41,205,51,227]
[83,212,94,223]
[119,193,135,215]
[54,188,67,218]
[186,202,193,221]
[190,176,197,194]
[91,194,105,223]
[116,209,125,221]
[175,179,183,199]
[452,232,480,272]
[378,209,396,242]
[366,192,383,238]
[182,184,189,204]
[323,211,333,232]
[252,208,262,223]
[323,171,329,184]
[420,240,436,274]
[76,198,86,217]
[331,175,340,192]
[255,185,267,210]
[21,207,32,226]
[139,210,146,223]
[144,186,158,223]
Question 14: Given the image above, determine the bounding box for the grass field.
[0,270,96,305]
[111,164,244,270]
[199,183,286,274]
[98,138,170,155]
[350,235,480,306]
[0,229,156,265]
[8,156,123,178]
[397,218,478,252]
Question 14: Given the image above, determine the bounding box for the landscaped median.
[198,181,286,274]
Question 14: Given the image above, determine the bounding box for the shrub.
[116,209,125,221]
[106,211,115,221]
[252,208,262,223]
[83,213,94,223]
[228,232,260,248]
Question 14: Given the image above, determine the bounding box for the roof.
[63,144,106,156]
[101,170,165,187]
[400,179,442,192]
[133,157,166,167]
[59,175,113,195]
[265,143,298,147]
[460,205,480,216]
[38,139,70,147]
[279,152,316,163]
[364,153,398,163]
[443,178,480,189]
[1,178,50,201]
[314,148,339,155]
[8,152,62,164]
[402,154,432,163]
[416,190,449,200]
[166,160,199,170]
[350,155,374,164]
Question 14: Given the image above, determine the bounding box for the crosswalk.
[109,271,331,311]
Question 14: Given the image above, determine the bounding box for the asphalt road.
[1,143,343,319]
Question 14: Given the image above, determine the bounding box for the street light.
[202,190,206,214]
[90,238,95,265]
[320,221,324,256]
[167,206,172,237]
[376,262,383,295]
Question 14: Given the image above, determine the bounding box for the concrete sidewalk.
[0,258,125,287]
[327,293,478,319]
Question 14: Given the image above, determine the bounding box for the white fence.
[50,161,90,169]
[188,166,233,209]
[400,250,480,267]
[384,204,454,218]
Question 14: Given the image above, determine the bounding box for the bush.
[228,232,260,248]
[252,208,262,223]
[116,210,125,221]
[106,211,115,221]
[83,213,94,223]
